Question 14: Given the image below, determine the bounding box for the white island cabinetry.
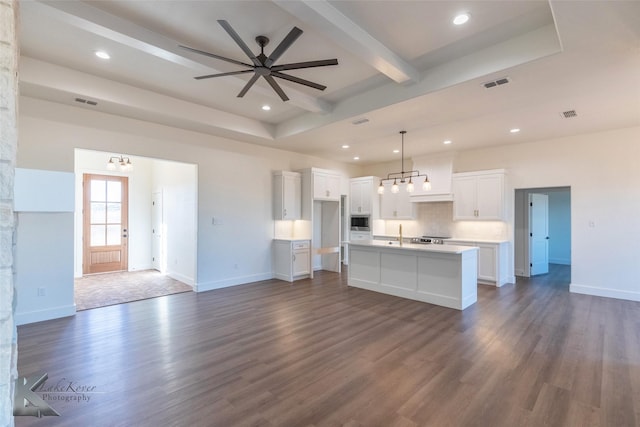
[348,241,478,310]
[273,239,311,282]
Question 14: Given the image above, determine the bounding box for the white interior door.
[529,193,549,275]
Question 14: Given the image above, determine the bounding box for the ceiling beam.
[274,0,420,84]
[34,0,332,114]
[20,57,276,141]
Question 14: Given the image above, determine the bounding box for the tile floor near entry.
[74,269,192,310]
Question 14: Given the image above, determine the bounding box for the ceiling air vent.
[352,118,370,125]
[74,97,98,106]
[483,77,510,89]
[560,110,577,118]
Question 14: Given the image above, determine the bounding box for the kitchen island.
[347,240,479,310]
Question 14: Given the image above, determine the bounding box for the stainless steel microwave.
[350,215,370,231]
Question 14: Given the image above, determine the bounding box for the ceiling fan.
[180,20,339,102]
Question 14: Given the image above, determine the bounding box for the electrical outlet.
[37,287,46,297]
[234,263,238,270]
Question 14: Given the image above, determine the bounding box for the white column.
[0,0,18,425]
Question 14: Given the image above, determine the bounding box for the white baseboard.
[570,283,640,302]
[129,264,154,272]
[196,272,272,292]
[549,258,571,265]
[15,304,76,326]
[166,270,195,287]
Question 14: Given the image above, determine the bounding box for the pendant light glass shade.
[391,179,399,194]
[107,155,133,171]
[422,177,431,191]
[406,178,414,193]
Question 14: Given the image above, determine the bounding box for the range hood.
[409,153,455,203]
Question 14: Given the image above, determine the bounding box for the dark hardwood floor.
[15,265,640,426]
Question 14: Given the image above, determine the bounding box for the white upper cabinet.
[313,170,341,201]
[452,169,505,220]
[273,171,301,220]
[349,177,379,215]
[380,181,415,219]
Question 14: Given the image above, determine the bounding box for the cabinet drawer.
[293,241,310,250]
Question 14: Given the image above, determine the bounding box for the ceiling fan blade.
[195,69,254,80]
[237,73,260,98]
[264,75,289,101]
[272,71,327,91]
[264,26,303,68]
[179,45,254,68]
[217,20,261,66]
[271,59,339,72]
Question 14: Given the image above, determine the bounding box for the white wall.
[451,126,640,301]
[15,213,75,325]
[17,97,360,308]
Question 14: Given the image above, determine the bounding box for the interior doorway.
[514,187,571,279]
[74,149,198,309]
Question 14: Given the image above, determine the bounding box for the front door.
[83,174,129,274]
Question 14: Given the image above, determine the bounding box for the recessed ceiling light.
[443,140,452,145]
[393,149,400,153]
[95,51,110,60]
[341,144,350,149]
[353,156,360,160]
[510,128,521,133]
[261,105,271,111]
[453,13,470,25]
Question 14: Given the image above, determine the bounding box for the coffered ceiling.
[18,1,640,164]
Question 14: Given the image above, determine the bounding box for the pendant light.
[378,131,431,194]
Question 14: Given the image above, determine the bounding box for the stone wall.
[0,1,18,426]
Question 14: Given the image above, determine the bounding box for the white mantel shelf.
[347,241,478,310]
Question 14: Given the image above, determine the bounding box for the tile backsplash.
[382,202,508,240]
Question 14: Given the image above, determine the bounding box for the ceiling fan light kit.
[180,20,339,101]
[378,131,431,195]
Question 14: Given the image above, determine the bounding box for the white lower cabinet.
[274,239,311,282]
[350,231,371,241]
[445,240,510,286]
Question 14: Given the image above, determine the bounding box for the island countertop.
[347,239,478,255]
